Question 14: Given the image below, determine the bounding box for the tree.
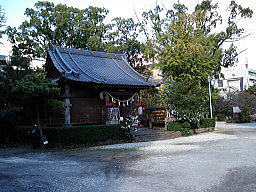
[149,1,253,82]
[11,71,63,124]
[6,1,109,58]
[0,5,6,39]
[0,44,64,127]
[246,84,256,95]
[106,17,146,69]
[0,44,34,109]
[215,90,256,122]
[165,79,209,128]
[140,1,253,123]
[140,88,164,106]
[6,2,150,73]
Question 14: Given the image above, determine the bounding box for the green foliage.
[6,2,148,73]
[10,71,62,123]
[140,1,252,124]
[167,121,182,131]
[217,113,226,121]
[142,1,253,80]
[0,5,6,39]
[199,118,216,128]
[241,110,251,123]
[246,84,256,95]
[6,1,109,57]
[156,13,222,81]
[166,79,209,126]
[0,42,63,125]
[181,122,192,136]
[106,17,146,69]
[0,45,33,110]
[47,99,65,115]
[12,72,60,98]
[15,124,132,147]
[0,109,16,144]
[215,91,256,122]
[167,121,191,136]
[140,88,164,106]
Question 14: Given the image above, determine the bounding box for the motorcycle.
[30,125,48,149]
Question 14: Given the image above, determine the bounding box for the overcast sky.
[0,0,256,69]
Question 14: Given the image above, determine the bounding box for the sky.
[0,0,256,69]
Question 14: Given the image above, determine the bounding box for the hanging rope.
[101,91,139,103]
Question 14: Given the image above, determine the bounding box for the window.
[218,80,223,87]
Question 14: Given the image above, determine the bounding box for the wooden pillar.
[149,110,153,129]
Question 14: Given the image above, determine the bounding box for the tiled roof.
[48,45,160,87]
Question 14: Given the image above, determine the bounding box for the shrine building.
[45,45,160,126]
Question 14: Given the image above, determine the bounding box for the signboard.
[233,106,241,113]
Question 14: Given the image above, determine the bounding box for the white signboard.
[233,106,241,113]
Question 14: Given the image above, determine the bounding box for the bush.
[167,121,191,136]
[15,124,132,147]
[181,122,191,136]
[167,121,182,131]
[15,126,33,145]
[241,111,251,123]
[0,109,17,144]
[199,118,215,128]
[217,114,226,121]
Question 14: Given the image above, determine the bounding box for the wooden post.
[149,110,153,129]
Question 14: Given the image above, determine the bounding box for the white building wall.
[214,64,256,96]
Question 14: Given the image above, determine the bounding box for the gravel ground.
[90,132,237,153]
[1,122,256,192]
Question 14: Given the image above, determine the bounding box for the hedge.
[167,121,191,136]
[217,114,226,121]
[167,118,215,136]
[167,121,182,131]
[15,124,132,147]
[199,118,216,128]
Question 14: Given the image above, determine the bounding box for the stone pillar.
[62,85,72,127]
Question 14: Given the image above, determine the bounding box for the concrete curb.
[134,127,215,142]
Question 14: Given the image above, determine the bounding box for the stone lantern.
[62,85,72,127]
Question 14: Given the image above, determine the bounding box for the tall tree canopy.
[0,5,6,39]
[140,0,253,123]
[106,17,145,69]
[143,0,253,81]
[3,1,254,117]
[5,1,148,71]
[6,1,109,58]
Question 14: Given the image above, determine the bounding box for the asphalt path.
[1,122,256,192]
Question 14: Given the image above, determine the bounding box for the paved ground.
[1,122,256,192]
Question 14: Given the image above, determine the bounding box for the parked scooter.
[30,125,48,149]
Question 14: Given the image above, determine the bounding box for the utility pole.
[208,77,213,119]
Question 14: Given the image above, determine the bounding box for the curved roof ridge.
[56,45,126,60]
[68,53,104,83]
[111,58,147,84]
[55,47,78,76]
